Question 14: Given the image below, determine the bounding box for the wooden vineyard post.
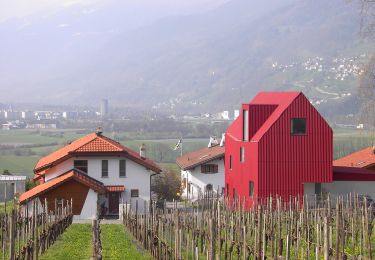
[324,217,329,260]
[9,210,15,260]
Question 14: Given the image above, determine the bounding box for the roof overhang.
[21,169,105,204]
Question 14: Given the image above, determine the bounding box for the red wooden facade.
[225,92,333,207]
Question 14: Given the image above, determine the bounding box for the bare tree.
[359,0,375,38]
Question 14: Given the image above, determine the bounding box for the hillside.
[0,0,372,117]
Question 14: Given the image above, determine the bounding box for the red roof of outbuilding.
[20,169,106,204]
[34,132,161,179]
[333,166,375,181]
[333,146,375,168]
[176,145,225,170]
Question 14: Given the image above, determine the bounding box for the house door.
[108,192,120,214]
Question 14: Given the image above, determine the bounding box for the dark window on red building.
[249,181,254,197]
[229,155,232,169]
[291,118,306,135]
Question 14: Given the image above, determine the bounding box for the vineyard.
[123,195,374,259]
[0,199,73,259]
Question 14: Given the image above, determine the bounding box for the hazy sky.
[0,0,230,23]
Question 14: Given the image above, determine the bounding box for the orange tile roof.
[333,146,375,168]
[176,145,225,170]
[20,169,106,204]
[105,185,125,192]
[34,132,161,178]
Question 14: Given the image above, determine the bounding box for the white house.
[19,131,161,220]
[176,137,225,201]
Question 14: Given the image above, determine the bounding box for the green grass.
[0,201,15,214]
[101,224,152,260]
[39,224,92,260]
[0,155,39,176]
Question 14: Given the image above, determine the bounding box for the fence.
[122,194,374,259]
[0,198,73,260]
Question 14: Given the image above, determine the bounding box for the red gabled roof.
[250,92,301,141]
[333,166,375,181]
[333,146,375,168]
[176,145,225,170]
[34,132,161,178]
[226,92,302,142]
[20,169,106,204]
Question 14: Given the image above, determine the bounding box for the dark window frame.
[101,160,108,177]
[130,189,139,198]
[249,181,254,197]
[119,159,126,177]
[229,155,232,170]
[200,164,218,174]
[291,118,307,135]
[74,160,88,174]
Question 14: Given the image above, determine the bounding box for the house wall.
[77,189,98,220]
[322,181,375,201]
[258,94,332,200]
[39,179,90,215]
[43,156,152,213]
[181,157,225,200]
[226,93,333,208]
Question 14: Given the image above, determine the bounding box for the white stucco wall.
[322,181,375,201]
[181,158,224,200]
[75,189,98,220]
[43,155,154,214]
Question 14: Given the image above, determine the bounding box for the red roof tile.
[34,132,161,179]
[176,145,225,170]
[105,185,125,192]
[333,146,375,168]
[20,169,105,204]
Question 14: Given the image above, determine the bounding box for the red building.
[225,92,333,206]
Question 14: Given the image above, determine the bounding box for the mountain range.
[0,0,372,117]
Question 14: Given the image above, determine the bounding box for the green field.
[101,224,152,260]
[1,128,375,176]
[39,224,92,260]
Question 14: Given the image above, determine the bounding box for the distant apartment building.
[4,111,22,120]
[63,111,78,120]
[21,111,35,120]
[100,99,109,117]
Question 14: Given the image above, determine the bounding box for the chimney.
[140,144,146,158]
[96,127,103,135]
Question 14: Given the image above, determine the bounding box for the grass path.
[39,224,92,260]
[101,224,152,260]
